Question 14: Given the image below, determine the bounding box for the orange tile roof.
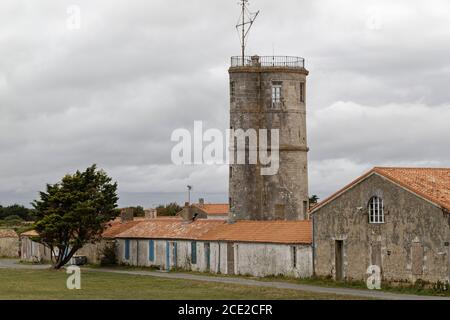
[102,219,146,239]
[0,229,18,238]
[193,204,229,216]
[311,167,450,213]
[115,219,226,240]
[20,219,145,239]
[373,167,450,211]
[199,220,312,245]
[20,230,39,237]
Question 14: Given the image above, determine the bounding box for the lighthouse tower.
[228,55,310,221]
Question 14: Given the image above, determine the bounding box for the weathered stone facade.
[313,172,450,284]
[229,60,310,221]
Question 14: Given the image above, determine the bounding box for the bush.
[433,281,449,293]
[100,242,118,266]
[4,215,22,221]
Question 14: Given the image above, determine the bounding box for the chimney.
[198,198,205,207]
[180,202,194,222]
[120,208,134,223]
[144,208,157,220]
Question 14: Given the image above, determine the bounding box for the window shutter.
[125,239,130,260]
[191,241,197,264]
[149,240,155,262]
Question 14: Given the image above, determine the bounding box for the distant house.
[311,167,450,284]
[116,218,313,278]
[0,229,19,258]
[20,230,50,262]
[177,199,229,220]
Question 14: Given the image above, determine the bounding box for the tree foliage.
[309,195,320,208]
[0,204,34,221]
[32,165,119,269]
[156,202,182,216]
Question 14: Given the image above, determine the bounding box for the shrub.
[100,242,118,266]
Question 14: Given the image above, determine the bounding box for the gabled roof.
[193,204,229,216]
[311,167,450,214]
[115,219,226,240]
[199,220,312,245]
[0,229,18,238]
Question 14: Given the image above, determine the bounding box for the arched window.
[368,196,384,224]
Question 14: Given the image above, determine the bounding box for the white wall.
[233,243,312,278]
[117,238,313,278]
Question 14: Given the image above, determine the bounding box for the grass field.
[0,268,362,300]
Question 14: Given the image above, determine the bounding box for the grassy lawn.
[0,268,363,300]
[91,265,449,298]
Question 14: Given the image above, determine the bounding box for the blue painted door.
[205,243,211,271]
[165,241,170,271]
[173,242,178,269]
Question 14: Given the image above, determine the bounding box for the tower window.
[230,81,235,101]
[368,196,384,224]
[300,82,305,103]
[303,201,309,219]
[271,82,282,107]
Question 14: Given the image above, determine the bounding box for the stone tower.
[229,55,309,221]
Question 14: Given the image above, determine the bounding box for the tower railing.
[231,56,305,68]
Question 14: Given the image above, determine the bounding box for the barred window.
[368,196,384,224]
[230,81,235,101]
[300,82,305,103]
[272,82,282,107]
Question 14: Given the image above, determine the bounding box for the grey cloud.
[1,0,449,205]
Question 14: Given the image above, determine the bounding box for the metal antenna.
[187,185,192,204]
[236,0,260,66]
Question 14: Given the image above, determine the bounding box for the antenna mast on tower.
[236,0,260,66]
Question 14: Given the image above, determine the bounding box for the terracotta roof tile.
[193,204,229,216]
[115,219,226,240]
[20,219,145,239]
[373,167,450,211]
[20,230,39,237]
[0,229,18,238]
[102,220,145,239]
[199,220,312,244]
[311,167,450,213]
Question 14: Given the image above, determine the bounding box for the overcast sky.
[1,0,450,207]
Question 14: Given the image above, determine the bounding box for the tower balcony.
[230,55,305,69]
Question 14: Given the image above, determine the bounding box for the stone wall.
[0,237,19,257]
[313,173,450,283]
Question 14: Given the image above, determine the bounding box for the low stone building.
[311,167,450,284]
[199,220,313,278]
[116,218,225,271]
[0,229,19,257]
[116,218,313,278]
